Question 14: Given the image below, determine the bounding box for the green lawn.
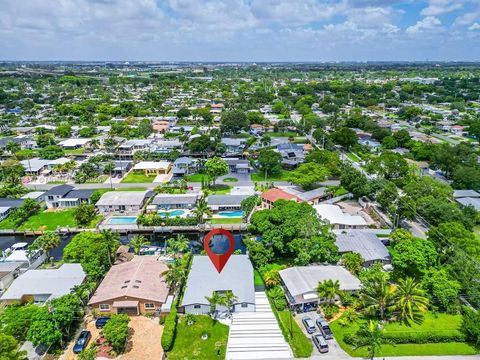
[346,152,361,162]
[185,173,207,182]
[277,310,313,358]
[223,177,238,183]
[268,131,299,138]
[254,270,265,287]
[0,216,19,229]
[17,209,102,231]
[330,312,478,357]
[250,170,290,182]
[208,184,232,195]
[121,172,156,183]
[168,315,229,360]
[65,149,85,155]
[209,218,243,225]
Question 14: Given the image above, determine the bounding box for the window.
[99,304,110,311]
[241,303,248,308]
[144,303,155,310]
[194,304,201,309]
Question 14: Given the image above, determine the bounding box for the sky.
[0,0,479,62]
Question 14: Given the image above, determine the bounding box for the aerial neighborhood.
[0,61,480,360]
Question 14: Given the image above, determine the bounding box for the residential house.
[117,139,152,158]
[0,262,22,293]
[152,139,183,154]
[0,263,86,304]
[336,231,390,267]
[277,143,305,168]
[260,187,330,209]
[88,256,169,315]
[181,255,255,314]
[313,204,368,229]
[406,159,429,176]
[44,185,94,209]
[1,242,47,271]
[225,158,251,174]
[221,138,246,155]
[207,195,249,212]
[132,161,172,176]
[172,157,198,180]
[96,190,150,213]
[20,191,45,203]
[58,138,91,150]
[451,125,465,135]
[261,188,300,209]
[279,265,361,312]
[0,198,25,221]
[454,190,480,211]
[150,194,199,210]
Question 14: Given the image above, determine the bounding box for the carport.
[113,300,139,315]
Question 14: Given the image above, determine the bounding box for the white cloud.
[421,0,463,16]
[469,22,480,30]
[406,16,442,34]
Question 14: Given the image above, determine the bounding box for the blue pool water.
[218,210,244,217]
[107,216,138,225]
[158,210,185,217]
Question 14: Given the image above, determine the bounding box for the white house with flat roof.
[132,161,172,176]
[96,190,150,213]
[313,203,368,229]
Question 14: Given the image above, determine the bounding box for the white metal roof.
[313,204,367,226]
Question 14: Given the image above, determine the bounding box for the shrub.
[103,314,130,353]
[344,331,465,345]
[161,307,177,351]
[137,214,197,226]
[321,303,340,320]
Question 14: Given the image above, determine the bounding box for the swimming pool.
[106,216,138,225]
[218,210,244,217]
[158,210,185,217]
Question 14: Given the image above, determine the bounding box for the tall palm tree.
[162,260,186,294]
[263,269,281,288]
[193,196,211,225]
[360,273,396,322]
[5,140,20,156]
[394,277,429,325]
[165,234,190,257]
[28,231,61,258]
[205,291,223,315]
[130,235,150,255]
[352,321,387,360]
[100,229,120,266]
[89,138,100,150]
[317,279,342,304]
[220,291,238,315]
[103,161,115,189]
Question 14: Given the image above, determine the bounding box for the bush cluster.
[137,214,197,226]
[344,331,465,345]
[161,307,178,351]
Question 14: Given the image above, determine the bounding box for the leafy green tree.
[55,123,72,138]
[129,235,151,255]
[381,136,398,149]
[221,110,248,133]
[340,165,371,198]
[5,140,20,155]
[391,235,437,279]
[192,195,211,224]
[0,303,42,341]
[462,308,480,347]
[205,157,228,185]
[421,268,461,313]
[341,252,364,275]
[103,314,130,353]
[0,334,27,360]
[428,221,480,259]
[330,127,358,150]
[39,145,65,160]
[74,203,97,227]
[305,150,341,176]
[367,151,409,181]
[392,129,411,147]
[286,163,330,190]
[36,133,56,148]
[243,239,274,269]
[28,231,61,258]
[257,149,282,178]
[177,107,191,119]
[317,279,342,304]
[0,159,25,186]
[205,291,223,314]
[394,277,429,325]
[138,118,153,138]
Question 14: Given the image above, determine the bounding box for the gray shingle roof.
[336,231,390,263]
[181,255,255,306]
[0,198,25,208]
[96,190,148,206]
[207,195,249,206]
[456,197,480,211]
[453,190,480,199]
[45,184,74,196]
[152,194,198,205]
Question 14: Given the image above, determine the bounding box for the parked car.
[302,316,316,334]
[95,316,110,328]
[73,330,91,354]
[312,334,329,353]
[316,317,333,340]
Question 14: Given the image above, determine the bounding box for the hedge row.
[137,214,198,226]
[344,331,465,345]
[161,307,178,351]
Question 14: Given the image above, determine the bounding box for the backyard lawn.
[121,172,156,183]
[17,209,102,231]
[250,170,290,182]
[209,218,243,225]
[0,216,19,229]
[168,315,229,360]
[330,312,478,357]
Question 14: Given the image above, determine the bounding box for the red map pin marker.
[203,228,235,273]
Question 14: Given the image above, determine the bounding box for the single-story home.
[88,256,169,315]
[150,194,199,210]
[20,191,46,203]
[279,265,361,312]
[181,255,255,314]
[0,263,86,304]
[207,194,249,211]
[313,204,368,229]
[96,190,150,213]
[132,161,172,176]
[0,262,22,292]
[454,190,480,211]
[0,198,25,221]
[58,138,91,150]
[336,230,390,267]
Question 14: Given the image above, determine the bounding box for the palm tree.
[5,140,20,156]
[220,291,238,315]
[317,279,342,304]
[129,235,150,255]
[205,291,223,315]
[103,161,115,189]
[341,252,364,275]
[193,196,212,225]
[165,234,190,257]
[261,134,271,147]
[263,269,281,288]
[28,231,61,258]
[352,321,386,360]
[100,229,120,266]
[360,273,396,322]
[394,277,429,325]
[162,260,186,294]
[89,138,100,150]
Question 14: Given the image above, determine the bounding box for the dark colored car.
[312,334,329,353]
[95,317,110,328]
[73,330,91,354]
[302,316,316,334]
[316,317,333,340]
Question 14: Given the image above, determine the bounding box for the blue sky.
[0,0,479,61]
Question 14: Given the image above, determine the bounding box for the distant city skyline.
[1,0,479,61]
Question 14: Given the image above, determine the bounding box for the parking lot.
[294,310,349,359]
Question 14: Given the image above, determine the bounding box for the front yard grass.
[168,315,228,360]
[185,173,207,182]
[330,312,478,357]
[208,184,232,195]
[250,170,290,182]
[276,310,313,358]
[121,172,156,183]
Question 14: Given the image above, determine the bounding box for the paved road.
[307,355,480,360]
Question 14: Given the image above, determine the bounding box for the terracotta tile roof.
[262,188,300,203]
[88,256,169,305]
